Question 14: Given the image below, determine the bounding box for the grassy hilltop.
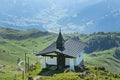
[0,27,120,79]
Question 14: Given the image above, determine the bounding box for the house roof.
[36,39,85,58]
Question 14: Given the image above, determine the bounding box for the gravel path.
[0,65,4,71]
[33,76,41,80]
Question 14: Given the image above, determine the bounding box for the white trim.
[46,53,57,55]
[42,56,46,69]
[65,58,70,66]
[75,52,84,65]
[69,58,75,71]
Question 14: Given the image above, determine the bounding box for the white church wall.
[69,58,75,71]
[42,56,46,69]
[42,51,84,67]
[46,57,57,65]
[65,58,70,65]
[75,52,84,66]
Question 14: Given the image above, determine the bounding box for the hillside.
[0,27,56,78]
[39,65,120,80]
[0,27,120,78]
[0,27,56,65]
[84,32,120,74]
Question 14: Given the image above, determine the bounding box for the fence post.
[28,57,29,72]
[25,53,27,73]
[14,74,17,80]
[22,71,24,80]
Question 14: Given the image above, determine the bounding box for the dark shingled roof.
[36,29,85,57]
[36,39,85,58]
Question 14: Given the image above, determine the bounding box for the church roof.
[36,39,85,58]
[35,29,85,58]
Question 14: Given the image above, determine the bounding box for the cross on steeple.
[59,27,61,32]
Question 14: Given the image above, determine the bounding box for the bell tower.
[56,28,65,51]
[56,28,65,69]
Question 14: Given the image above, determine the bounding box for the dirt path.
[0,65,4,71]
[18,61,24,66]
[33,76,41,80]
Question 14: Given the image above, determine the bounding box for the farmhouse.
[36,30,85,70]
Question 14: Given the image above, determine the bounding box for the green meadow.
[0,27,120,79]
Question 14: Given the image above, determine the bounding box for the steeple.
[56,28,65,51]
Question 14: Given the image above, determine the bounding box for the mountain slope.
[0,27,57,78]
[0,27,120,77]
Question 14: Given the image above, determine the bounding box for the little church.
[35,30,85,71]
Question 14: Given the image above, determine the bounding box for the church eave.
[36,50,75,58]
